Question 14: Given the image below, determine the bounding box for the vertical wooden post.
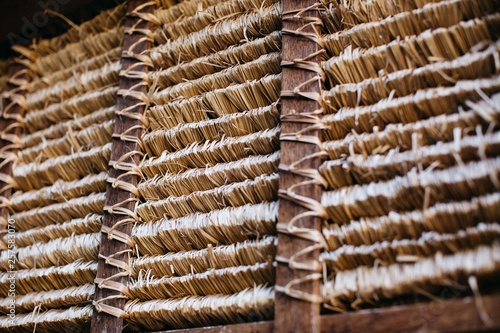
[91,1,153,332]
[275,0,324,332]
[0,63,28,240]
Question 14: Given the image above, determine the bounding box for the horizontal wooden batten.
[155,294,500,333]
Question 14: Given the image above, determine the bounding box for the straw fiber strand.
[319,0,500,312]
[0,261,97,295]
[322,244,500,311]
[323,193,500,251]
[125,286,274,331]
[0,305,93,333]
[132,201,278,255]
[132,236,276,278]
[0,3,125,331]
[0,284,95,314]
[124,0,281,328]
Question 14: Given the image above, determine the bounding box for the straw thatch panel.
[319,0,500,313]
[124,0,282,330]
[0,4,126,332]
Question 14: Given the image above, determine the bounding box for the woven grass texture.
[319,0,500,313]
[0,4,126,332]
[124,0,282,330]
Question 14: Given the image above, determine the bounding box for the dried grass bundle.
[29,48,121,92]
[157,0,278,43]
[153,0,220,26]
[20,106,116,149]
[323,42,500,111]
[11,192,105,232]
[12,143,111,191]
[138,151,279,199]
[13,214,102,248]
[322,157,500,225]
[142,103,279,156]
[154,53,281,104]
[0,284,94,314]
[30,3,126,57]
[149,3,281,68]
[323,192,500,250]
[9,233,100,270]
[148,74,281,130]
[136,172,278,220]
[140,126,279,176]
[132,201,277,254]
[320,0,435,34]
[322,14,496,85]
[7,172,107,212]
[322,0,495,57]
[125,286,274,330]
[0,261,97,295]
[24,86,118,133]
[18,120,114,164]
[32,27,124,76]
[129,261,274,300]
[27,61,120,110]
[132,236,276,277]
[0,305,92,333]
[321,224,500,272]
[320,132,500,189]
[322,244,500,310]
[322,94,499,160]
[322,76,500,140]
[150,31,281,88]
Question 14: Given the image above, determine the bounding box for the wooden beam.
[321,294,500,333]
[90,1,153,332]
[0,63,28,242]
[152,294,500,333]
[274,0,323,332]
[152,321,274,333]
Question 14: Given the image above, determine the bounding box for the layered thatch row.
[319,0,500,312]
[125,0,282,330]
[0,4,126,332]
